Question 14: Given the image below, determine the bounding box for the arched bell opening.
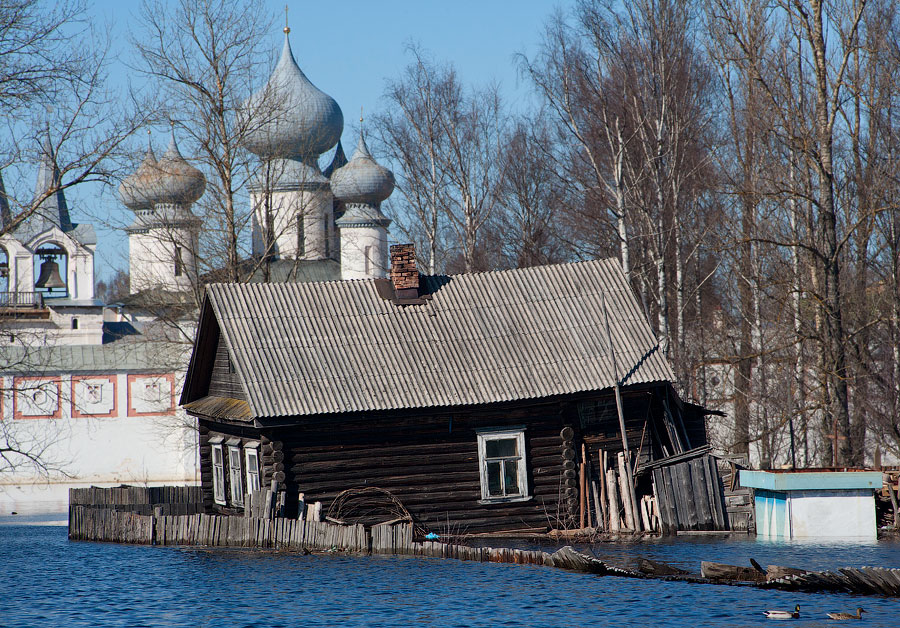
[0,246,9,297]
[34,243,68,299]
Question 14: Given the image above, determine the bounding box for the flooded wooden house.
[180,246,718,534]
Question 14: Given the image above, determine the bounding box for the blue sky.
[76,0,576,281]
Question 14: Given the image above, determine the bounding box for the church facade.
[0,28,394,516]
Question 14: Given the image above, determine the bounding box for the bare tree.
[0,0,92,113]
[132,0,275,289]
[374,46,454,274]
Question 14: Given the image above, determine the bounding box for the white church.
[0,28,395,516]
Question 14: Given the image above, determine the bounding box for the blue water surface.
[1,524,899,627]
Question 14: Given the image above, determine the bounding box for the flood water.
[2,522,900,627]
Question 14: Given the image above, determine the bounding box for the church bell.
[34,259,66,290]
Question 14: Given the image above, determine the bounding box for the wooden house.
[180,245,713,534]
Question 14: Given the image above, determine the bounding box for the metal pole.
[602,291,641,530]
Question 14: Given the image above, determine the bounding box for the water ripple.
[2,526,900,627]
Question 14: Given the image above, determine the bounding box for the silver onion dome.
[243,33,343,161]
[330,133,395,205]
[152,132,206,206]
[119,145,159,210]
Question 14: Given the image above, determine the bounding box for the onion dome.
[243,33,343,160]
[119,144,159,210]
[322,140,347,179]
[330,133,395,205]
[152,132,206,206]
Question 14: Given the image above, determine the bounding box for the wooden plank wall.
[716,455,754,532]
[207,334,246,400]
[68,486,202,516]
[652,455,728,534]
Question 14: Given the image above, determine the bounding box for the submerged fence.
[67,503,627,573]
[68,486,900,598]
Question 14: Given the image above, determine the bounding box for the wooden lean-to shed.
[180,246,716,534]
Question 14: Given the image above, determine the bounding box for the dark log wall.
[207,335,246,400]
[198,420,262,514]
[192,383,705,533]
[277,399,573,534]
[579,389,662,465]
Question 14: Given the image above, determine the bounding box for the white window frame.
[476,428,530,503]
[228,445,244,506]
[245,444,260,495]
[211,443,226,506]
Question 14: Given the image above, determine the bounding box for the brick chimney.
[390,243,419,299]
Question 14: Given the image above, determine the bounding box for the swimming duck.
[764,604,800,619]
[827,608,866,620]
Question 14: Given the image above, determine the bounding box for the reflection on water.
[1,525,899,627]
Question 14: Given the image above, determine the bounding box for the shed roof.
[185,258,673,419]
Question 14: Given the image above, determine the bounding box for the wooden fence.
[68,502,900,597]
[69,486,202,516]
[650,454,729,534]
[67,504,636,574]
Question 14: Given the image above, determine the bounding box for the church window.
[71,318,78,330]
[296,215,305,257]
[174,246,184,277]
[365,245,372,275]
[323,216,330,258]
[0,246,8,294]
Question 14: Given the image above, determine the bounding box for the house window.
[228,445,244,506]
[211,443,226,505]
[245,446,260,494]
[477,428,528,502]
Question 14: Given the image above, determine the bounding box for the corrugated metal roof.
[0,341,188,374]
[205,258,674,419]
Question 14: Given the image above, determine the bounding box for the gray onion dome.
[330,133,395,205]
[119,145,159,210]
[152,132,206,205]
[243,33,343,160]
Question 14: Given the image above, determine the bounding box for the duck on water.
[827,608,866,620]
[764,605,800,620]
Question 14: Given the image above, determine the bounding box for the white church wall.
[0,371,199,515]
[339,225,388,280]
[129,230,195,294]
[252,187,333,261]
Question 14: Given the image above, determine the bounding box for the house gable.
[180,295,251,421]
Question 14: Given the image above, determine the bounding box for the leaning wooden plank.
[701,561,766,583]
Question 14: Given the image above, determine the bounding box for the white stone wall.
[251,187,333,260]
[339,225,388,280]
[0,371,199,515]
[129,228,197,294]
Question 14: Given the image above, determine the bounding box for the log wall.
[279,400,572,534]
